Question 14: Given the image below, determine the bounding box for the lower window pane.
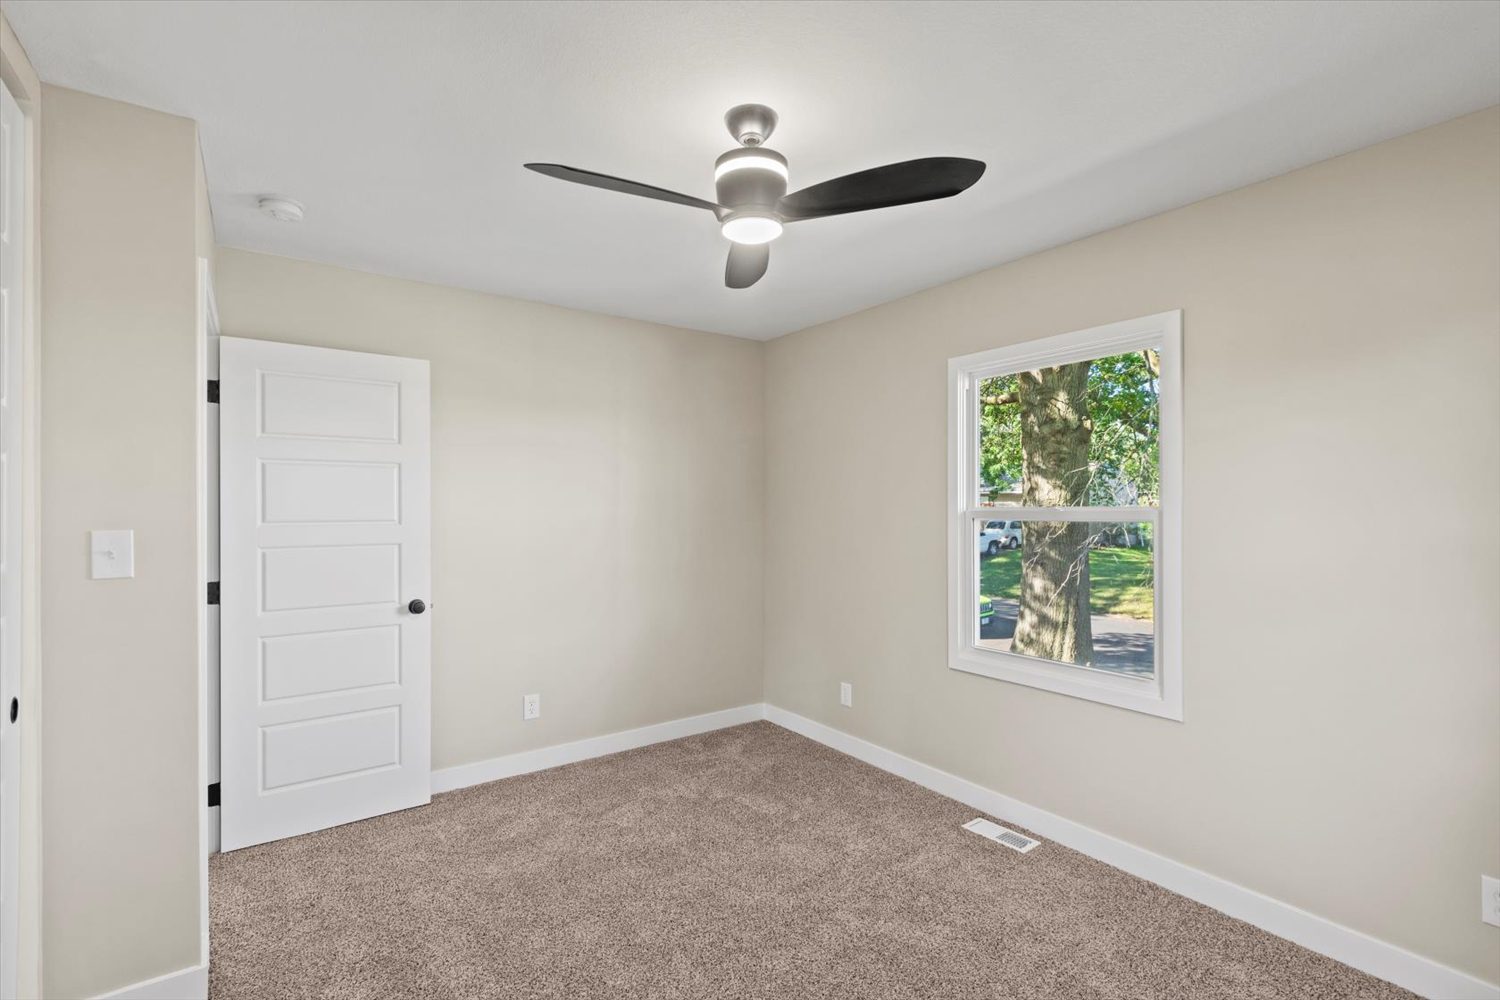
[976,520,1155,678]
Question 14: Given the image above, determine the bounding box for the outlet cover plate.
[523,693,540,721]
[1483,875,1500,927]
[839,682,852,708]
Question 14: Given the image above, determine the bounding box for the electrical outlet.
[1483,875,1500,927]
[522,693,540,721]
[839,682,852,708]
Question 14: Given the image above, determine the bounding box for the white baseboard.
[431,703,765,794]
[762,705,1499,1000]
[96,963,207,1000]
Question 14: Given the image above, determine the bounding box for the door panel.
[260,626,400,701]
[260,460,400,524]
[260,371,400,441]
[220,337,430,851]
[260,707,402,790]
[260,544,400,611]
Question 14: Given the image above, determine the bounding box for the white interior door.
[0,79,26,1000]
[220,337,431,851]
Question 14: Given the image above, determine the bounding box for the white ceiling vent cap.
[257,196,305,223]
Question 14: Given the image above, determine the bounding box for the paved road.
[979,598,1154,676]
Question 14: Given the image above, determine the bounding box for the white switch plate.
[839,682,852,708]
[1483,875,1500,927]
[90,530,134,580]
[522,693,540,721]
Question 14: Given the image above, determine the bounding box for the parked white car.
[978,519,1022,555]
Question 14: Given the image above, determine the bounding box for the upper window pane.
[977,348,1160,507]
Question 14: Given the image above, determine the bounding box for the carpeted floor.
[210,721,1413,999]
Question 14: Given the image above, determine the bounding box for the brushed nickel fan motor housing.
[714,146,788,213]
[725,103,778,147]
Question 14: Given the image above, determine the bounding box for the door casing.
[0,76,28,1000]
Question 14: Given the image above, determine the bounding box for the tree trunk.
[1011,362,1094,664]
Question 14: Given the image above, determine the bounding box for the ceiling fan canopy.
[525,104,985,289]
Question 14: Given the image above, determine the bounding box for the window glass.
[977,349,1160,507]
[975,520,1154,678]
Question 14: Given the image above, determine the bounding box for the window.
[947,311,1182,719]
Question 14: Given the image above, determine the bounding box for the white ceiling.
[7,1,1499,339]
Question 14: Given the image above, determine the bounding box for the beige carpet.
[211,721,1413,999]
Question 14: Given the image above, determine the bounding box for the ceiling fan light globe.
[713,155,789,182]
[715,147,789,207]
[721,214,783,245]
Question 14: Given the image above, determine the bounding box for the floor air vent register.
[962,817,1041,853]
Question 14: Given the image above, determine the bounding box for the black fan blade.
[725,243,770,289]
[524,163,722,212]
[778,157,985,221]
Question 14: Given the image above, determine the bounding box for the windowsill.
[950,645,1182,721]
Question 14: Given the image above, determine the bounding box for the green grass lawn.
[981,547,1155,620]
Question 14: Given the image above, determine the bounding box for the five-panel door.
[219,337,430,851]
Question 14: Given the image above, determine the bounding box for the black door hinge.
[206,379,219,404]
[207,782,220,807]
[207,581,220,605]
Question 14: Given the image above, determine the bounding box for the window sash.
[957,332,1164,512]
[964,511,1160,676]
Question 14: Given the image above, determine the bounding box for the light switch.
[90,530,134,580]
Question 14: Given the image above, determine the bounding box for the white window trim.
[947,310,1183,721]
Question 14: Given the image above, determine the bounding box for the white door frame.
[0,77,28,1000]
[195,257,219,975]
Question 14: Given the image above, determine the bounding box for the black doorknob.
[408,599,427,615]
[8,697,16,723]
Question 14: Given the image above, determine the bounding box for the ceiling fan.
[524,104,986,289]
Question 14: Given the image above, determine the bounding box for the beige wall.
[213,250,765,772]
[195,143,214,270]
[0,14,42,999]
[39,87,204,999]
[763,107,1500,983]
